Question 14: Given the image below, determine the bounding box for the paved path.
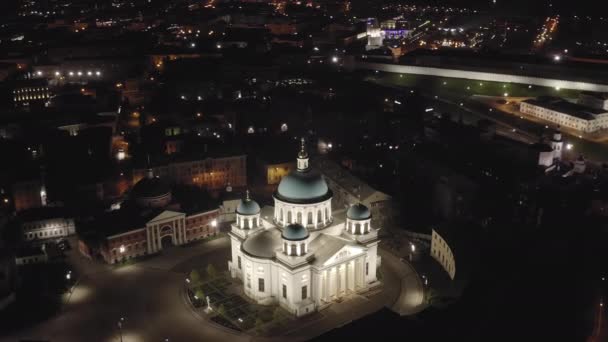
[2,237,424,342]
[3,237,249,342]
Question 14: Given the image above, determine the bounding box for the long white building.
[520,98,608,133]
[228,140,381,316]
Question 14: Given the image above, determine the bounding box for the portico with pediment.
[146,210,187,254]
[315,245,368,303]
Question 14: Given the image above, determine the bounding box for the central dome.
[276,169,331,203]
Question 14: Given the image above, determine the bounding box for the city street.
[3,236,424,342]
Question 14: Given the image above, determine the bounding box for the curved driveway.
[4,237,423,342]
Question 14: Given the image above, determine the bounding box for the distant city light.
[331,56,339,63]
[553,55,561,61]
[117,149,126,161]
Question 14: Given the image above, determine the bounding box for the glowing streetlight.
[566,143,573,150]
[118,317,125,342]
[211,219,218,228]
[331,56,339,63]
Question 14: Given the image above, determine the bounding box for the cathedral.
[228,140,380,316]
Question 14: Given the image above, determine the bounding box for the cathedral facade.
[228,140,380,316]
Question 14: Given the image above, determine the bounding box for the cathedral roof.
[236,191,260,215]
[242,229,282,259]
[275,169,332,204]
[347,203,371,220]
[131,175,170,199]
[281,223,309,241]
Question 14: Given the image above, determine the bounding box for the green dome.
[275,169,331,204]
[237,198,260,215]
[347,203,371,220]
[282,223,309,241]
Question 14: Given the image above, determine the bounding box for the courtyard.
[3,235,423,342]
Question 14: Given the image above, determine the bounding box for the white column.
[146,226,152,254]
[345,262,350,293]
[154,225,163,251]
[325,269,330,300]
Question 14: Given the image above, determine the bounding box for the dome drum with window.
[345,203,372,235]
[281,223,309,256]
[131,168,172,208]
[236,190,261,229]
[273,138,333,229]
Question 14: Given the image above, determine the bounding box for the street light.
[118,317,125,342]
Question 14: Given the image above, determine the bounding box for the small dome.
[237,198,260,215]
[276,170,331,203]
[131,177,170,199]
[282,223,309,241]
[347,203,371,220]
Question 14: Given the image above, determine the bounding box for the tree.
[194,288,205,301]
[255,318,264,332]
[206,264,217,279]
[217,304,226,316]
[190,269,201,285]
[272,307,283,322]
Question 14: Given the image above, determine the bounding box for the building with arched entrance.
[78,168,220,264]
[228,139,381,316]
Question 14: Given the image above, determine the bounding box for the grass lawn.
[369,72,581,101]
[189,275,294,334]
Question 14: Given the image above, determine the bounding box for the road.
[3,236,424,342]
[3,237,246,342]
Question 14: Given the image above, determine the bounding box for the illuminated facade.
[132,154,247,191]
[520,99,608,133]
[228,140,381,316]
[430,229,456,280]
[79,169,220,264]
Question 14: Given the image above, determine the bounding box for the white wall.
[354,61,608,92]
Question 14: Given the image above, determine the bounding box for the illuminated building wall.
[430,229,456,280]
[133,155,247,191]
[353,61,608,92]
[22,217,76,241]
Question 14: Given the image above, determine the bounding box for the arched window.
[280,209,284,222]
[317,210,323,223]
[364,222,369,233]
[290,244,297,256]
[287,211,292,224]
[355,223,361,235]
[325,207,329,222]
[307,212,313,225]
[297,212,302,224]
